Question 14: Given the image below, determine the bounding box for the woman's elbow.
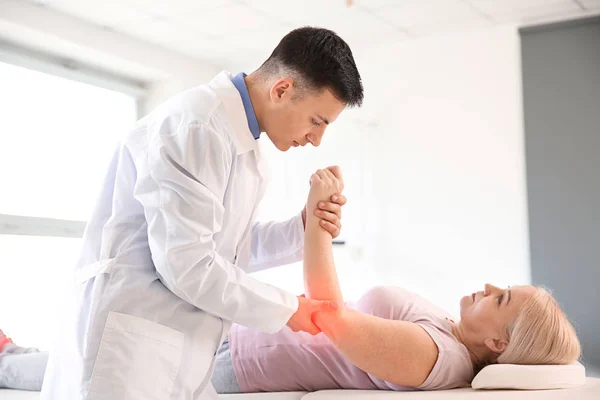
[313,308,347,344]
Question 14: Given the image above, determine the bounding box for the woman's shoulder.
[413,323,475,390]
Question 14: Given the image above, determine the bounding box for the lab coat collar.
[209,71,259,157]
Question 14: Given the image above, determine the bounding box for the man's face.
[263,78,346,151]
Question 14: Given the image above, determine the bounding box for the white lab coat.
[41,71,303,400]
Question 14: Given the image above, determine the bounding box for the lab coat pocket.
[87,311,184,400]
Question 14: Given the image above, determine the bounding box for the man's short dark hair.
[259,27,363,107]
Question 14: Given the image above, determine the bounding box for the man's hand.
[286,295,339,335]
[302,166,347,239]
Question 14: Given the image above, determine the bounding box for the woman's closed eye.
[497,294,504,306]
[312,118,322,127]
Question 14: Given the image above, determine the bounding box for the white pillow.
[472,362,587,390]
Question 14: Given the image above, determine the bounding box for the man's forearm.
[247,215,304,273]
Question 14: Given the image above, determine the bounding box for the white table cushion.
[0,390,308,400]
[0,390,41,399]
[220,392,307,399]
[2,378,599,399]
[302,378,600,399]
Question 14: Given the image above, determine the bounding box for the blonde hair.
[498,288,581,365]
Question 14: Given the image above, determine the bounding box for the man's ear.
[484,337,509,354]
[269,77,294,102]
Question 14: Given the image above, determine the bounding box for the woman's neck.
[450,320,494,369]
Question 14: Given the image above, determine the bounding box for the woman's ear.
[484,338,508,354]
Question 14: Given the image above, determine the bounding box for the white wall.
[357,26,530,317]
[142,69,222,115]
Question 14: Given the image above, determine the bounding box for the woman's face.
[459,284,537,346]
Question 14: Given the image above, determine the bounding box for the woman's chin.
[459,295,471,310]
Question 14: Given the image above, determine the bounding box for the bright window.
[0,61,137,221]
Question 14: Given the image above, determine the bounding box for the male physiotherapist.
[41,27,363,400]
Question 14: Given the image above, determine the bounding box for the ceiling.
[25,0,600,69]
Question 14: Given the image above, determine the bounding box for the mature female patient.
[0,169,582,393]
[212,168,582,393]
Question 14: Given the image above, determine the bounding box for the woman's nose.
[484,283,492,296]
[484,283,501,296]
